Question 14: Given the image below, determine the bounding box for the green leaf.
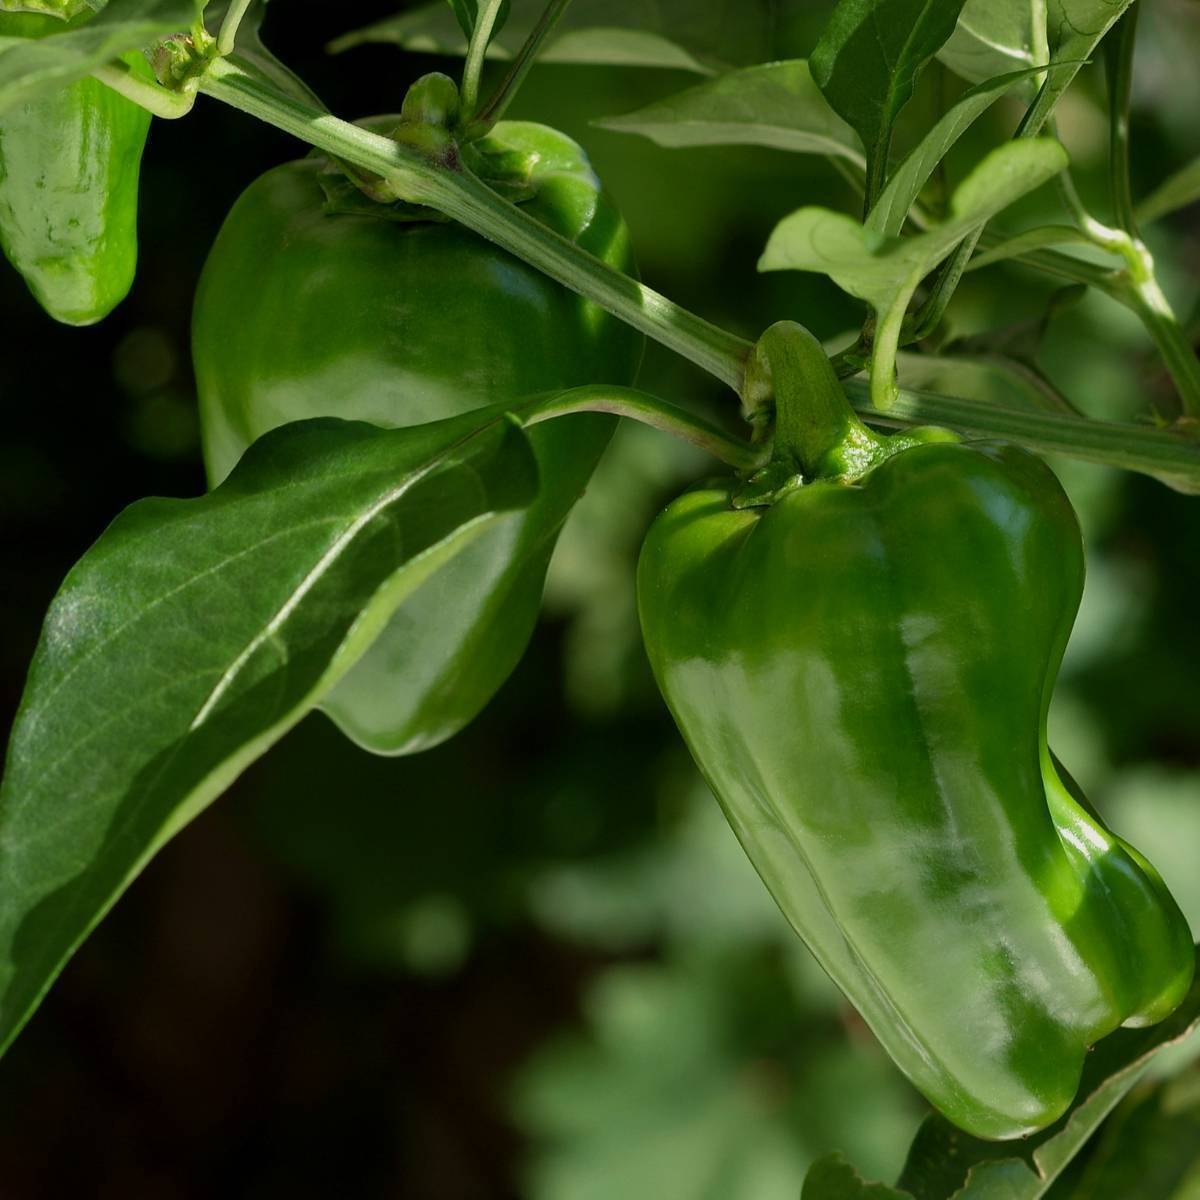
[329,0,790,75]
[1137,156,1200,225]
[807,952,1200,1200]
[803,1153,913,1199]
[595,61,864,167]
[760,138,1068,408]
[1022,0,1136,134]
[0,411,537,1057]
[0,0,197,112]
[809,0,968,195]
[964,225,1096,271]
[938,0,1046,85]
[867,67,1047,238]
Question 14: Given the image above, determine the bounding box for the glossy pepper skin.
[194,120,643,754]
[638,438,1194,1140]
[0,13,151,325]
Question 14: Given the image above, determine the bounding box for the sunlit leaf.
[0,411,536,1056]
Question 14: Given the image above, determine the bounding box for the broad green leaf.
[761,138,1068,408]
[965,224,1095,270]
[867,67,1045,238]
[1022,0,1135,133]
[1137,156,1200,225]
[0,411,537,1056]
[938,0,1046,85]
[0,0,196,112]
[595,61,864,167]
[329,0,790,75]
[804,952,1200,1199]
[809,0,968,186]
[803,1153,912,1199]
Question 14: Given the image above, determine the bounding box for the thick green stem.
[520,387,766,470]
[420,167,750,390]
[201,57,437,180]
[195,57,1200,477]
[847,379,1200,488]
[199,58,750,392]
[92,60,194,118]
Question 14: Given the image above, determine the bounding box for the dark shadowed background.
[1,2,1198,1196]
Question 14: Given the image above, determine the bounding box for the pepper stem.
[518,386,767,472]
[747,322,883,480]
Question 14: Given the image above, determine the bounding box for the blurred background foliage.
[0,1,1198,1195]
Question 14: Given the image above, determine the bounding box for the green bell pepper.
[637,324,1195,1140]
[0,12,152,325]
[193,116,643,754]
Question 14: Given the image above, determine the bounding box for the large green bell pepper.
[193,118,643,754]
[0,12,151,325]
[637,324,1194,1140]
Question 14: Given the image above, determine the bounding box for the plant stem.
[201,57,436,179]
[909,228,981,342]
[200,57,751,389]
[422,167,751,390]
[846,380,1200,488]
[195,57,1200,477]
[460,0,508,119]
[92,60,195,118]
[217,0,256,57]
[863,132,890,219]
[1106,4,1140,237]
[1053,160,1200,417]
[463,0,572,139]
[1124,284,1200,418]
[520,387,767,470]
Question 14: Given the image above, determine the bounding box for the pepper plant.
[1,0,1200,1192]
